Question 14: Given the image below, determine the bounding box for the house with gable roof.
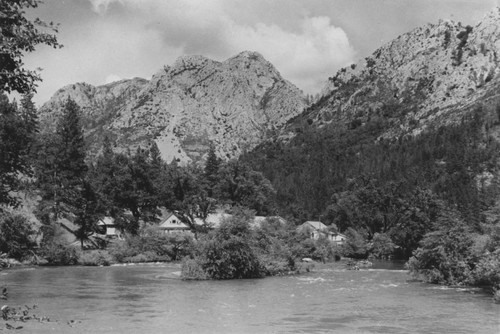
[158,212,192,235]
[297,221,346,245]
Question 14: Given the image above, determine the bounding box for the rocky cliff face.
[287,7,500,139]
[40,51,306,162]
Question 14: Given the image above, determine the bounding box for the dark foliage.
[0,0,61,94]
[242,106,499,260]
[0,94,37,208]
[0,213,36,260]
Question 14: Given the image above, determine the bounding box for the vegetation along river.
[1,262,499,333]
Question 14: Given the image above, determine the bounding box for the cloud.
[90,0,356,94]
[105,74,121,83]
[226,16,355,93]
[26,0,357,105]
[88,0,124,15]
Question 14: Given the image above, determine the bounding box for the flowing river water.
[0,262,499,333]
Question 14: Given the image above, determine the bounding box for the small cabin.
[331,233,347,245]
[97,217,124,239]
[158,213,191,234]
[297,221,345,244]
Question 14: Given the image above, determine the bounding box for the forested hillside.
[241,8,500,291]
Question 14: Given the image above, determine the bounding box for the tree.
[218,160,276,215]
[204,143,220,197]
[56,99,87,185]
[35,99,99,247]
[90,146,162,235]
[44,98,87,219]
[0,0,61,94]
[0,213,37,260]
[191,210,265,279]
[0,94,34,208]
[168,162,214,237]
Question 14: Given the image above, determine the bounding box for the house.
[97,217,124,239]
[331,232,347,245]
[297,221,345,244]
[158,212,191,234]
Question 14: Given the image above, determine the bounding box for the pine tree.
[35,98,99,246]
[204,143,220,197]
[0,94,34,208]
[56,98,87,185]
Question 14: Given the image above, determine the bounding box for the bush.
[0,214,37,260]
[472,249,500,290]
[42,241,78,265]
[78,250,113,266]
[108,228,194,263]
[341,228,369,259]
[180,258,208,280]
[407,222,475,285]
[370,233,395,259]
[183,211,266,279]
[121,251,169,263]
[258,254,296,276]
[197,232,265,279]
[108,240,137,262]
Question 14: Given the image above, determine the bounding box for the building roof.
[303,221,328,230]
[157,211,190,230]
[98,216,115,226]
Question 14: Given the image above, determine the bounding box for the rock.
[39,51,306,163]
[285,7,500,141]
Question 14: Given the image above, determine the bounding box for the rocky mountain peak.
[40,52,306,163]
[300,7,500,140]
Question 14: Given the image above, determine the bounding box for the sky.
[21,0,500,106]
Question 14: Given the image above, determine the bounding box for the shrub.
[180,258,208,280]
[42,241,78,265]
[197,232,265,279]
[472,249,500,290]
[184,210,266,279]
[341,228,369,259]
[0,214,37,260]
[108,240,137,262]
[370,233,395,259]
[78,250,113,266]
[407,222,475,285]
[312,237,338,262]
[108,228,194,263]
[122,251,169,263]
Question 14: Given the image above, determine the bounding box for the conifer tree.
[0,94,35,208]
[56,98,87,185]
[204,143,220,197]
[35,98,100,246]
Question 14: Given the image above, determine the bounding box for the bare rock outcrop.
[40,51,306,162]
[294,7,500,139]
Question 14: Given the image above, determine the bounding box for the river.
[0,262,498,333]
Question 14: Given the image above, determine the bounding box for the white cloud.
[105,74,121,84]
[226,16,356,93]
[88,0,124,15]
[97,0,356,94]
[27,0,356,105]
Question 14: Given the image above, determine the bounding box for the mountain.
[243,7,500,221]
[39,51,306,162]
[283,7,500,140]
